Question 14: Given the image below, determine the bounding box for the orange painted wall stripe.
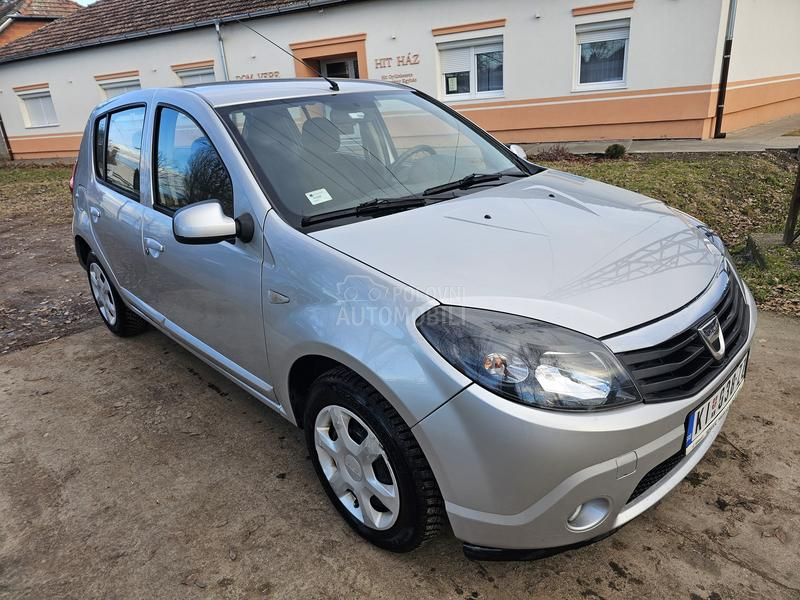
[431,19,506,37]
[12,82,48,92]
[289,33,366,51]
[94,70,140,82]
[171,59,214,72]
[8,132,82,159]
[572,1,635,17]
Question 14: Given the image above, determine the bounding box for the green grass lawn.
[535,151,799,315]
[1,155,798,315]
[0,162,74,223]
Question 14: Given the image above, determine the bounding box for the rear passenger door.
[86,105,147,294]
[138,103,269,389]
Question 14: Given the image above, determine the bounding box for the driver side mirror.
[508,144,528,160]
[173,201,253,245]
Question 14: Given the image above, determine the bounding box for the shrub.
[604,143,627,159]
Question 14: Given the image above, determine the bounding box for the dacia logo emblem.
[698,315,725,360]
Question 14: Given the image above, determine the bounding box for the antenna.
[232,17,340,91]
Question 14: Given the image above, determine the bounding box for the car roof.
[186,78,407,108]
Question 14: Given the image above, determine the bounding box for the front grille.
[627,450,684,503]
[617,279,749,402]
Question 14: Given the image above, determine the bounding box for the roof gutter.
[0,0,357,65]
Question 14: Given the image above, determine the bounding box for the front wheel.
[304,367,444,552]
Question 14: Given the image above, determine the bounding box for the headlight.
[417,306,641,411]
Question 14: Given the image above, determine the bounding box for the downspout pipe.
[215,20,230,81]
[714,0,738,139]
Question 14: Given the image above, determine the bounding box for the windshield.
[217,90,523,228]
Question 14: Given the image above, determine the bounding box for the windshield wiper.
[301,197,428,227]
[422,171,526,196]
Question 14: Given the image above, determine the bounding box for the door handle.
[89,207,101,223]
[144,237,164,258]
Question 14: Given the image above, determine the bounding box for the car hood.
[311,169,723,338]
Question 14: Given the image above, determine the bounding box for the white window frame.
[438,36,504,102]
[17,89,59,128]
[573,18,630,93]
[99,78,141,100]
[175,66,216,87]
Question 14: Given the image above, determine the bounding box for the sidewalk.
[522,113,800,155]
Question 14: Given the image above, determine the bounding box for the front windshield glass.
[218,90,521,228]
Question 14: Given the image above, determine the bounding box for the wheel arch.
[74,234,92,270]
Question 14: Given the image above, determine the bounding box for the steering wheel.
[390,144,437,168]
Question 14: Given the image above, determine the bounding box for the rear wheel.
[86,253,147,337]
[304,366,444,552]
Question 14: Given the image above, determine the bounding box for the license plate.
[684,353,748,454]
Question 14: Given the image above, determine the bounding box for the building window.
[575,19,630,90]
[176,67,216,87]
[439,37,503,100]
[19,90,58,127]
[100,79,141,99]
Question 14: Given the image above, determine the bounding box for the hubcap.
[314,405,400,530]
[89,262,117,326]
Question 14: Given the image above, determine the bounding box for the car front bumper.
[411,283,757,553]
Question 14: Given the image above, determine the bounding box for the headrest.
[301,117,341,154]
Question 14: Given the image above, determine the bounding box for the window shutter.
[576,18,630,43]
[42,95,58,124]
[22,93,57,126]
[440,47,471,73]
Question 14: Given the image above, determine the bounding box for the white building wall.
[727,0,800,82]
[718,0,800,132]
[2,0,798,154]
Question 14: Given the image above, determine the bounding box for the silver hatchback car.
[72,79,756,559]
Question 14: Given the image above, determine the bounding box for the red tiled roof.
[0,0,356,63]
[0,0,80,20]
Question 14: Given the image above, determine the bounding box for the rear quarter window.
[94,106,146,199]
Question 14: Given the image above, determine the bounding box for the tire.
[86,252,147,337]
[304,366,445,552]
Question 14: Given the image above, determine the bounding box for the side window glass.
[154,107,233,217]
[105,107,145,196]
[94,115,107,177]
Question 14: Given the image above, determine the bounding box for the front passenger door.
[139,105,268,387]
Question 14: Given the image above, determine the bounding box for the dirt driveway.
[1,314,799,599]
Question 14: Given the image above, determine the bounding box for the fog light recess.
[566,498,611,532]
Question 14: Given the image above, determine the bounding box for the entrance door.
[320,56,359,79]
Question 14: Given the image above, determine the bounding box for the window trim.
[573,19,630,93]
[17,89,59,129]
[150,102,235,219]
[93,102,147,202]
[438,36,504,101]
